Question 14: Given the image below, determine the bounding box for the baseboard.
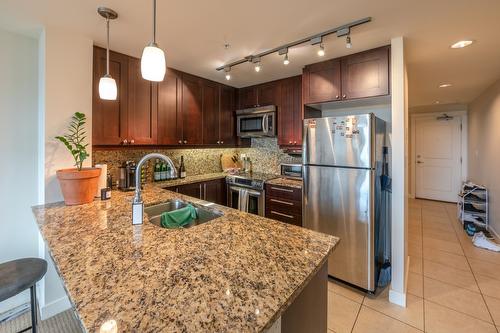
[0,291,29,316]
[40,295,71,320]
[389,289,407,307]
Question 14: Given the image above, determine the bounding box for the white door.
[415,116,462,202]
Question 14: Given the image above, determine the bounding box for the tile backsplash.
[93,138,301,182]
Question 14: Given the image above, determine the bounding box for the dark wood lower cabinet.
[265,184,302,227]
[165,178,227,206]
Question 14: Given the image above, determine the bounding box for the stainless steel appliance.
[280,163,303,179]
[303,114,387,292]
[236,105,276,138]
[226,172,278,216]
[118,161,137,191]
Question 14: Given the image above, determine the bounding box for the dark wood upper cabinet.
[341,46,390,100]
[219,85,236,145]
[257,82,281,106]
[127,57,156,144]
[92,47,129,145]
[157,68,182,145]
[181,74,203,145]
[238,86,258,109]
[202,80,220,145]
[279,76,298,146]
[292,76,303,146]
[302,59,341,104]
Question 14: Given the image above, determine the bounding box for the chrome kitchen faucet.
[132,153,178,225]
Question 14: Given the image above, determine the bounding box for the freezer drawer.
[303,165,375,291]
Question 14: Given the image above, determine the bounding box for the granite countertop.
[266,177,303,189]
[32,182,338,333]
[153,172,227,188]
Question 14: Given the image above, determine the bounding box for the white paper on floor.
[473,232,500,252]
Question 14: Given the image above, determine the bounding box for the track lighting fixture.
[346,35,352,49]
[224,67,231,80]
[97,7,118,100]
[283,53,290,65]
[253,57,261,72]
[317,43,325,57]
[141,0,166,82]
[215,17,372,72]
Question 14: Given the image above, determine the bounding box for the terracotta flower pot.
[56,168,102,205]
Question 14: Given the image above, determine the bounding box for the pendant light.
[97,7,118,100]
[141,0,166,81]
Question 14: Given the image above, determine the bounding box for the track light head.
[283,53,290,65]
[317,43,325,57]
[224,66,231,80]
[252,57,261,72]
[346,36,352,49]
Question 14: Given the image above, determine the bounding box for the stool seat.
[0,258,47,302]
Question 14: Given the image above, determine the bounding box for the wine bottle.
[154,159,161,182]
[179,156,186,179]
[160,162,167,181]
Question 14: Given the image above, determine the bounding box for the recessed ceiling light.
[450,40,474,49]
[439,83,452,88]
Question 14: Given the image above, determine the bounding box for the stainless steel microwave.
[236,105,276,138]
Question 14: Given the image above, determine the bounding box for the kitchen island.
[32,181,338,332]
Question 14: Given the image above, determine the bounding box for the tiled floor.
[328,198,500,333]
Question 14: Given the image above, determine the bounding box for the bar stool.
[0,258,47,333]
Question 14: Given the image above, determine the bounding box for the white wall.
[389,36,409,307]
[37,26,93,319]
[0,28,40,314]
[468,78,500,237]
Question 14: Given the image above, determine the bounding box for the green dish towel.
[160,204,198,229]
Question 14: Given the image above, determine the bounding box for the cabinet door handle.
[270,199,294,206]
[293,141,297,144]
[289,141,292,144]
[220,141,224,144]
[130,139,135,144]
[342,94,347,99]
[335,95,339,99]
[271,211,294,219]
[270,186,294,193]
[217,141,220,144]
[122,139,128,144]
[184,140,187,144]
[203,183,207,200]
[178,140,182,144]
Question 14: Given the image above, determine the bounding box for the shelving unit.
[457,182,489,232]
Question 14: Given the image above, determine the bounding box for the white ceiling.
[1,0,499,107]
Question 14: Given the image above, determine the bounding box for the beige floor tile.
[422,209,449,219]
[423,276,492,322]
[469,258,500,281]
[422,247,470,271]
[424,300,497,333]
[352,306,422,333]
[423,260,479,292]
[422,220,455,234]
[422,228,459,243]
[328,280,365,304]
[408,272,423,297]
[423,237,464,255]
[476,273,500,299]
[363,288,424,330]
[409,256,422,274]
[328,290,361,333]
[484,295,500,326]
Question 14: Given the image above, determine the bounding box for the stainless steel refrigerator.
[303,114,387,292]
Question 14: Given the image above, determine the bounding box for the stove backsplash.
[92,138,301,183]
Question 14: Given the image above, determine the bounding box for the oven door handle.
[229,186,262,197]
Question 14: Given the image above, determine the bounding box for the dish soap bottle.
[179,156,186,179]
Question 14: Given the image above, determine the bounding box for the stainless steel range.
[226,172,278,216]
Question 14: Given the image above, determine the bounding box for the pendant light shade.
[99,75,118,100]
[141,43,166,81]
[141,0,166,81]
[97,7,118,100]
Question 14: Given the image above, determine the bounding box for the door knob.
[417,161,423,164]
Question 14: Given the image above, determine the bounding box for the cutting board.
[221,153,242,171]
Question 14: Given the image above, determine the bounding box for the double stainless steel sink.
[144,200,223,228]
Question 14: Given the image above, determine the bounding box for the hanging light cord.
[106,18,110,76]
[152,0,157,45]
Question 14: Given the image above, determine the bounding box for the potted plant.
[55,112,101,205]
